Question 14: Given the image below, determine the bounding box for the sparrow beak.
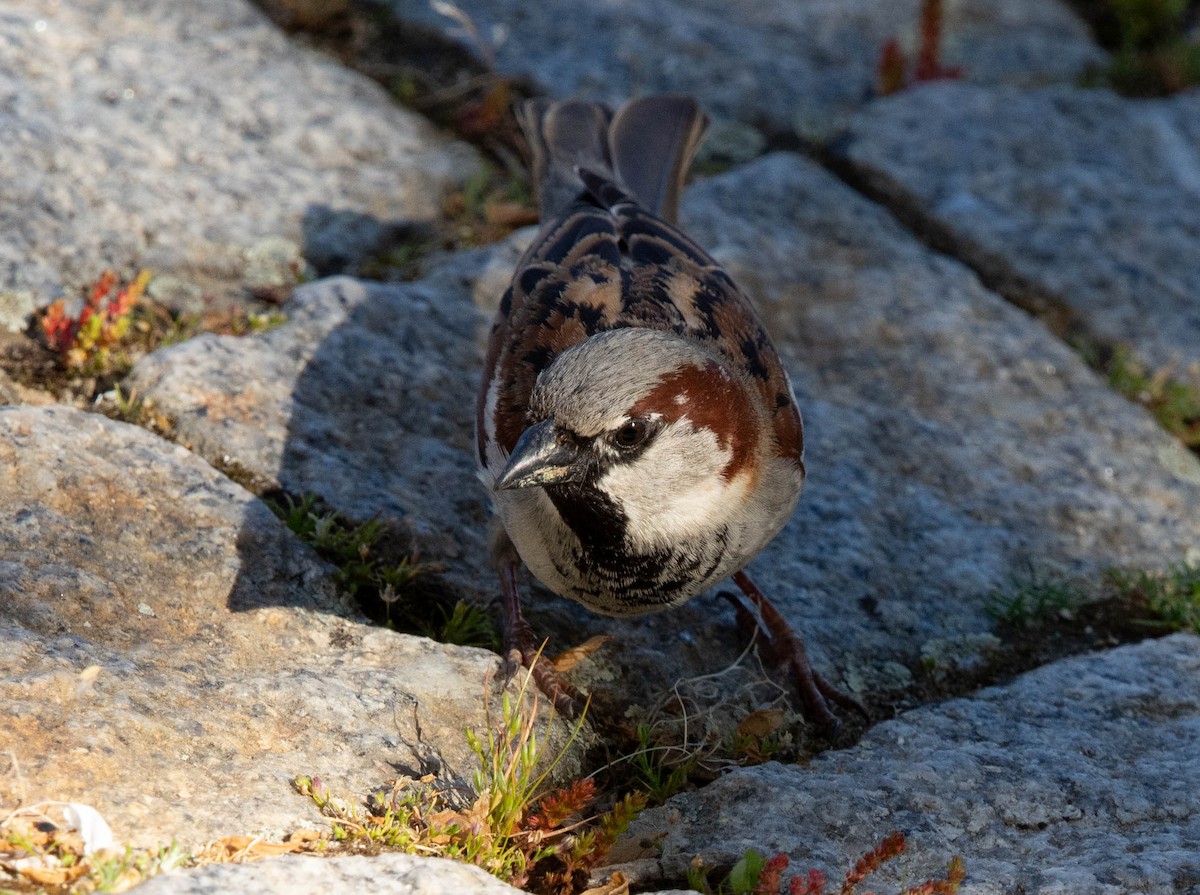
[495,419,587,491]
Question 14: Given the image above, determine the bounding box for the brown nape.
[630,359,758,480]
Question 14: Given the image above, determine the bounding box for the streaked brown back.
[478,96,804,473]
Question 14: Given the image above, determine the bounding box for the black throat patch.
[544,482,722,610]
[545,482,628,563]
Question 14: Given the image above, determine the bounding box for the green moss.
[1076,0,1200,95]
[1104,345,1200,448]
[984,567,1086,627]
[268,492,498,648]
[1108,562,1200,633]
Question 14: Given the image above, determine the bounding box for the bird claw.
[499,561,587,718]
[502,644,586,718]
[726,573,869,739]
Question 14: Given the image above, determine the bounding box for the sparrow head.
[494,328,798,556]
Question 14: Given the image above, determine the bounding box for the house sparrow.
[477,96,859,731]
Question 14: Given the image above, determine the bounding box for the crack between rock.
[757,127,1198,458]
[812,139,1091,345]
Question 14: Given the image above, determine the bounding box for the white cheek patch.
[482,369,502,443]
[599,421,742,547]
[477,366,508,488]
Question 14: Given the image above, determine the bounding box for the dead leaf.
[550,635,613,673]
[484,201,538,228]
[736,708,786,740]
[214,835,305,859]
[581,870,630,895]
[14,857,87,886]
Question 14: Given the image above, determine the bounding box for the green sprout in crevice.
[983,566,1086,628]
[1107,561,1200,633]
[268,491,498,649]
[1071,335,1200,453]
[1074,0,1200,95]
[1102,345,1200,449]
[295,680,645,895]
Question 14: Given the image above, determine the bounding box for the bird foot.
[727,572,868,739]
[499,560,586,718]
[504,645,586,719]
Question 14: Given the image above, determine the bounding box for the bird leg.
[728,570,866,735]
[499,559,584,717]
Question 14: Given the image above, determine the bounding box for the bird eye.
[611,418,650,450]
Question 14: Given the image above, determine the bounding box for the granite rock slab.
[0,405,580,851]
[131,853,525,895]
[614,634,1200,895]
[384,0,1104,140]
[834,83,1200,372]
[0,0,479,327]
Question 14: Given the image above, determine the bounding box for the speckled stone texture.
[616,634,1200,895]
[383,0,1104,139]
[0,405,582,850]
[0,0,478,326]
[834,83,1200,372]
[132,853,524,895]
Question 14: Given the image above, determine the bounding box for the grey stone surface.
[133,853,523,895]
[616,634,1200,895]
[835,83,1200,372]
[0,0,479,327]
[0,405,580,851]
[125,273,494,584]
[0,366,52,405]
[385,0,1104,139]
[127,152,1200,710]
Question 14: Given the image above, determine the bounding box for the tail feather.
[609,95,708,225]
[518,95,709,225]
[519,99,613,221]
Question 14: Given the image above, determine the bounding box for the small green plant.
[628,722,699,805]
[688,834,965,895]
[1103,345,1200,448]
[220,309,288,336]
[1079,0,1200,95]
[1108,561,1200,633]
[357,237,436,282]
[93,385,175,438]
[417,598,501,649]
[269,492,498,647]
[150,305,287,350]
[1110,0,1192,48]
[89,842,191,893]
[275,493,394,595]
[730,708,791,765]
[296,677,645,894]
[443,161,537,248]
[984,567,1085,627]
[34,268,287,405]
